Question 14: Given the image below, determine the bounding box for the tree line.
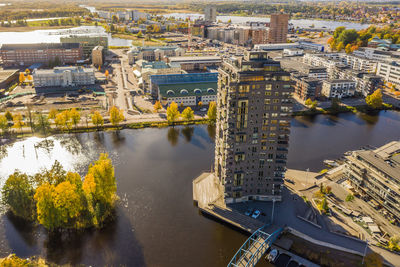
[0,106,125,136]
[1,153,117,231]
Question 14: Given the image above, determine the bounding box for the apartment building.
[345,141,400,221]
[60,35,108,58]
[0,43,83,67]
[375,61,400,87]
[215,51,294,203]
[280,59,328,80]
[33,66,95,87]
[92,46,104,66]
[338,69,383,97]
[267,14,289,44]
[321,79,356,99]
[291,74,322,100]
[128,46,185,63]
[353,47,393,61]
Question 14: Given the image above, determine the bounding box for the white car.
[251,210,261,219]
[267,249,279,263]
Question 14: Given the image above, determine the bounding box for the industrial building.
[215,51,294,203]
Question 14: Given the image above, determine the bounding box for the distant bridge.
[227,225,284,267]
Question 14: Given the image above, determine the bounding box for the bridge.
[227,225,284,267]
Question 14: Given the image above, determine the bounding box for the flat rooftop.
[169,56,221,63]
[0,43,80,50]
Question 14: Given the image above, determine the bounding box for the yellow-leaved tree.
[109,106,125,127]
[181,107,194,121]
[69,108,81,129]
[207,101,217,122]
[365,89,383,109]
[83,153,117,226]
[153,100,162,113]
[166,101,180,124]
[91,111,104,130]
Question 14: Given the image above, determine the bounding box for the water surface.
[0,111,399,266]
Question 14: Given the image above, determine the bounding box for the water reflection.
[207,124,216,141]
[182,126,194,142]
[167,127,179,146]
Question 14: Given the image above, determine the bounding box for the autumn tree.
[35,113,51,135]
[336,41,344,51]
[83,153,117,226]
[207,101,217,122]
[54,110,71,131]
[345,43,352,54]
[19,72,25,84]
[109,106,124,127]
[153,100,162,112]
[198,101,203,108]
[366,89,383,109]
[1,171,35,220]
[0,115,9,135]
[91,111,104,130]
[13,113,24,134]
[105,70,109,79]
[69,108,81,129]
[181,107,194,121]
[166,102,180,124]
[48,108,58,120]
[388,236,400,252]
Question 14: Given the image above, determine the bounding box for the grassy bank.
[292,104,396,116]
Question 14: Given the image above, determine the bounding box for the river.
[0,26,133,47]
[0,111,399,266]
[163,13,370,31]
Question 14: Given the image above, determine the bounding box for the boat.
[323,160,339,167]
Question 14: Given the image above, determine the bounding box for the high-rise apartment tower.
[215,51,294,203]
[268,13,289,44]
[204,6,217,22]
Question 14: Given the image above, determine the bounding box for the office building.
[204,6,217,22]
[345,141,400,221]
[268,14,289,44]
[321,79,356,99]
[60,35,108,58]
[0,43,83,67]
[215,51,294,203]
[92,46,104,66]
[33,66,95,87]
[128,46,185,64]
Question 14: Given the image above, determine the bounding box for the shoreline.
[1,108,398,144]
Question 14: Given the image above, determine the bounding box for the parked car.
[244,208,254,216]
[251,210,261,219]
[200,108,207,112]
[266,249,279,263]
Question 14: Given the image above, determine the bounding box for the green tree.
[166,102,180,124]
[91,111,104,130]
[181,107,194,121]
[207,101,217,122]
[366,89,383,109]
[69,108,81,129]
[305,98,313,106]
[109,106,124,127]
[345,193,354,202]
[1,171,35,220]
[35,113,51,135]
[5,110,13,121]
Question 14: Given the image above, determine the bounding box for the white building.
[321,79,356,99]
[33,66,95,88]
[353,47,393,61]
[376,61,400,87]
